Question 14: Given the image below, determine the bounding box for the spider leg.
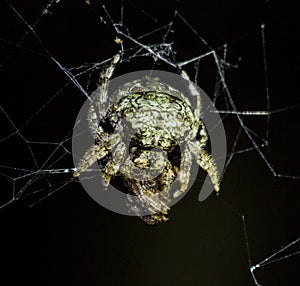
[87,105,105,136]
[90,52,121,121]
[102,141,126,188]
[179,68,201,119]
[73,133,120,178]
[188,141,220,193]
[88,52,121,134]
[173,147,192,198]
[75,53,122,179]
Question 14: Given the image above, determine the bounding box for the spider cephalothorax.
[73,53,220,224]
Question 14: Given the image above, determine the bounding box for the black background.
[0,0,299,285]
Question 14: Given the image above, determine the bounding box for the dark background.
[0,0,299,285]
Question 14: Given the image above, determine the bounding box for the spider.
[73,52,220,225]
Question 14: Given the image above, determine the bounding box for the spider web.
[0,0,299,285]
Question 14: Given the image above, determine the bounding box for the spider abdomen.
[107,91,196,141]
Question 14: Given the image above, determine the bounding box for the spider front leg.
[89,52,121,126]
[178,68,201,119]
[188,140,220,193]
[74,53,122,179]
[102,141,126,188]
[73,133,120,178]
